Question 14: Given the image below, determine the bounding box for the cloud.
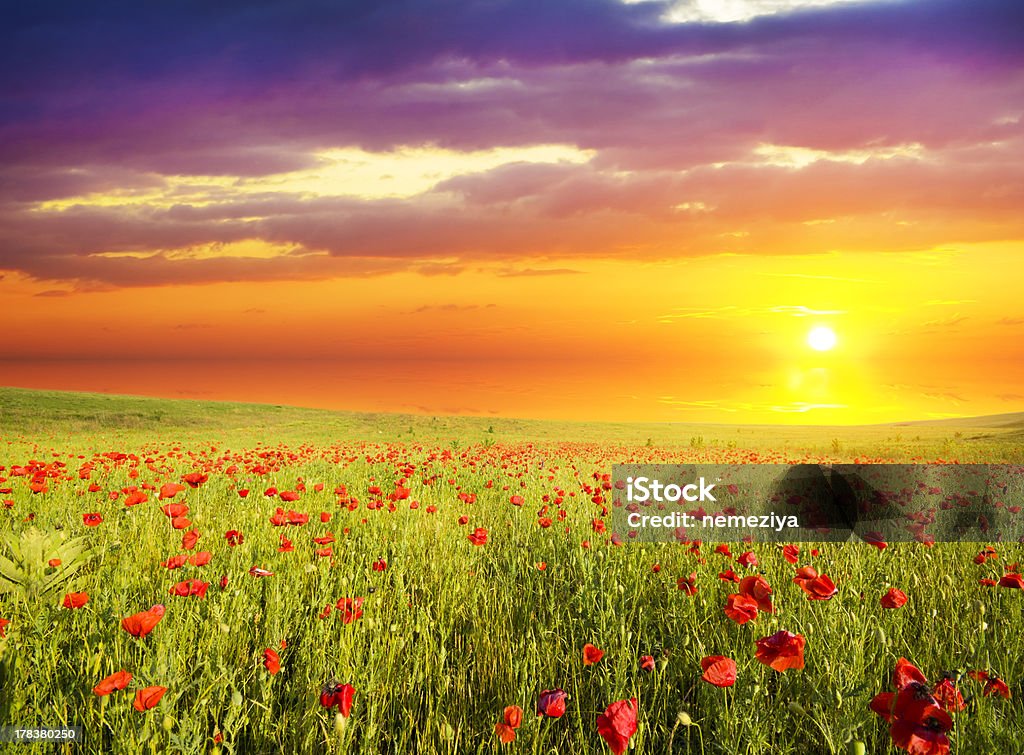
[408,303,497,313]
[1,0,1023,286]
[922,314,968,328]
[495,267,584,277]
[659,304,845,321]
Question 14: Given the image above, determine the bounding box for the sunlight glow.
[807,325,838,351]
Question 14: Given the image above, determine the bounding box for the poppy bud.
[676,711,693,727]
[162,714,174,732]
[787,701,807,716]
[847,742,866,755]
[334,712,347,737]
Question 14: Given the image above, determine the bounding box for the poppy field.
[0,389,1022,754]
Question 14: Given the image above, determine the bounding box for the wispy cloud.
[658,304,845,322]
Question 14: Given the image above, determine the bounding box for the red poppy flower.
[677,572,698,596]
[171,516,191,530]
[161,554,187,570]
[998,572,1024,589]
[504,705,523,729]
[124,491,148,507]
[754,630,805,672]
[781,544,800,564]
[320,682,355,716]
[160,503,188,518]
[168,579,209,598]
[263,648,281,675]
[188,551,212,566]
[182,472,207,488]
[93,670,132,696]
[640,655,655,672]
[739,575,774,613]
[224,530,244,547]
[337,597,364,624]
[700,655,737,687]
[468,527,488,546]
[249,566,274,577]
[736,551,758,568]
[893,658,927,690]
[159,483,185,500]
[83,513,103,526]
[881,588,908,609]
[537,688,567,718]
[121,605,165,638]
[889,716,951,755]
[983,676,1011,698]
[871,663,954,755]
[181,529,200,550]
[932,677,966,712]
[793,565,818,582]
[863,532,888,550]
[133,686,167,711]
[583,643,604,666]
[48,558,61,568]
[596,698,638,755]
[372,558,387,571]
[62,592,89,609]
[495,722,516,743]
[0,617,8,638]
[795,571,837,601]
[724,593,759,625]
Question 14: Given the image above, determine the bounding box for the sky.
[1,0,1023,423]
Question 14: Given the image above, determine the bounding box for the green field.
[0,387,1021,754]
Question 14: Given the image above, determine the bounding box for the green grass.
[2,386,1022,462]
[0,388,1021,754]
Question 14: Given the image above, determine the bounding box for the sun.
[807,325,837,351]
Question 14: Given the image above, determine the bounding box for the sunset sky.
[2,0,1023,423]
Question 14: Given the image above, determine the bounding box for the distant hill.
[893,413,1024,429]
[1,385,1022,458]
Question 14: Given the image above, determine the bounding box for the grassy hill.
[1,386,1022,460]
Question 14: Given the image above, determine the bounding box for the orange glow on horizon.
[4,245,1022,424]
